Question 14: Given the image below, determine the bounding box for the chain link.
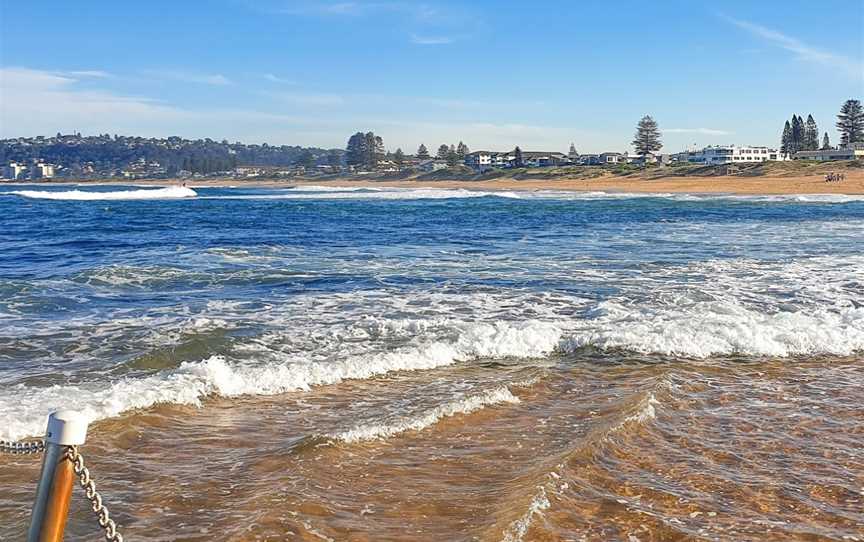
[0,439,45,455]
[66,445,124,542]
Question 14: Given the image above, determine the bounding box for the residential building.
[682,145,785,165]
[417,159,449,172]
[794,143,864,161]
[465,150,568,169]
[465,151,496,171]
[623,152,659,165]
[599,152,624,164]
[31,162,56,179]
[3,162,27,180]
[521,151,568,167]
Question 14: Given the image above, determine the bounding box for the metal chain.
[0,439,45,455]
[66,445,124,542]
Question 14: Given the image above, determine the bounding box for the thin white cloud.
[271,2,478,44]
[410,34,454,45]
[722,15,863,79]
[263,73,295,84]
[143,70,233,85]
[62,70,112,78]
[325,2,361,14]
[264,91,346,107]
[276,2,394,16]
[664,128,733,136]
[0,67,612,152]
[0,67,188,137]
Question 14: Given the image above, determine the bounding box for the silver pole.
[27,442,63,542]
[26,410,89,542]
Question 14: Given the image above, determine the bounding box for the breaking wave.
[205,187,523,200]
[4,186,197,200]
[0,321,560,441]
[563,301,864,358]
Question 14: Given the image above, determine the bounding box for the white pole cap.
[45,410,89,446]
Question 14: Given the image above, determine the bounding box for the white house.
[31,163,56,179]
[464,151,495,171]
[682,145,785,165]
[3,162,27,180]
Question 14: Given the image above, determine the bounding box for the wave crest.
[5,186,196,200]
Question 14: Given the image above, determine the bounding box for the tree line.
[0,134,341,175]
[781,99,863,155]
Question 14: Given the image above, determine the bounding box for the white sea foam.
[563,300,864,358]
[0,320,560,440]
[4,186,197,200]
[622,392,660,425]
[289,185,383,192]
[331,386,520,443]
[204,187,523,200]
[502,487,551,542]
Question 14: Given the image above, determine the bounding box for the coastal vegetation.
[3,99,861,181]
[0,134,339,176]
[632,115,663,157]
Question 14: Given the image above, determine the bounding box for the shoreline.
[10,171,864,195]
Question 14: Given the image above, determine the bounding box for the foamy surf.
[331,386,520,443]
[204,187,523,200]
[4,186,197,200]
[563,301,864,358]
[0,320,561,441]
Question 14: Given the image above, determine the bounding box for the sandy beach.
[37,169,864,195]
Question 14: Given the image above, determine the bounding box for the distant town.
[3,99,862,181]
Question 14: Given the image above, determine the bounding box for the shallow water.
[0,184,862,541]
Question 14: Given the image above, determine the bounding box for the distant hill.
[0,134,343,176]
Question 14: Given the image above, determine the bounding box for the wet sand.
[33,169,864,195]
[2,356,862,541]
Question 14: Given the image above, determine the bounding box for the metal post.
[27,410,89,542]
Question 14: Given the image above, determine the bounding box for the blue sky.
[1,0,862,153]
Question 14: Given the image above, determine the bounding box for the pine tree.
[363,132,384,168]
[837,99,864,146]
[417,143,430,159]
[790,115,805,154]
[446,145,459,167]
[456,141,469,160]
[804,114,819,150]
[346,132,366,166]
[436,144,450,160]
[821,132,831,150]
[513,146,524,168]
[780,121,792,155]
[632,115,662,156]
[393,148,405,166]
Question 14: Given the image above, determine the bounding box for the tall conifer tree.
[780,120,792,155]
[632,115,662,156]
[790,115,804,153]
[804,114,819,150]
[837,99,864,146]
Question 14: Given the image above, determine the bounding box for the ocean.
[1,183,862,541]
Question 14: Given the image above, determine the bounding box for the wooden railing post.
[27,410,89,542]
